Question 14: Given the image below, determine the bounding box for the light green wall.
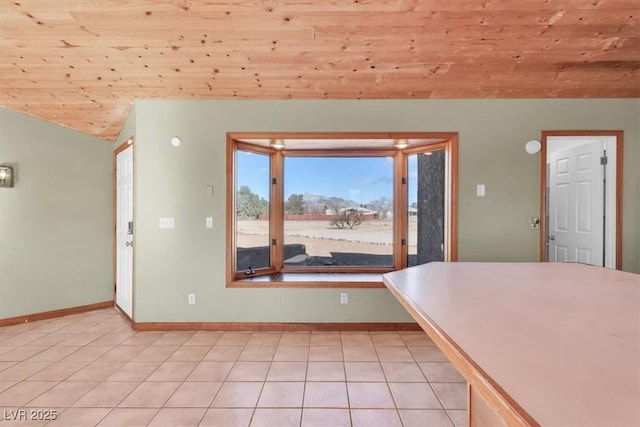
[0,107,114,319]
[131,99,639,322]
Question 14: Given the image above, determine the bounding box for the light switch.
[476,184,486,197]
[206,217,213,228]
[159,217,175,229]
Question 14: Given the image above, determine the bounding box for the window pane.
[283,156,393,268]
[407,150,445,266]
[236,150,270,272]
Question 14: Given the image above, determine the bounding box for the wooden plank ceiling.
[1,0,639,142]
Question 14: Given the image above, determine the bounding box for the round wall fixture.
[525,139,541,154]
[171,136,182,147]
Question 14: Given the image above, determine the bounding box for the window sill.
[228,273,386,288]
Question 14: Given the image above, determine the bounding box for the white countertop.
[383,262,640,427]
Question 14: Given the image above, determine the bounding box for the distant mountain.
[302,192,358,209]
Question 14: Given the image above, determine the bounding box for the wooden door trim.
[539,131,623,269]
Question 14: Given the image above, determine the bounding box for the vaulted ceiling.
[1,0,639,142]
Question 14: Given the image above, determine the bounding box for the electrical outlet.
[159,217,175,229]
[340,293,348,304]
[188,293,196,305]
[206,217,213,228]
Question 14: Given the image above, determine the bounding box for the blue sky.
[237,152,420,204]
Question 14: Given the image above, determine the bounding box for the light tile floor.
[0,309,467,426]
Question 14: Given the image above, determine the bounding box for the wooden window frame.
[226,132,458,288]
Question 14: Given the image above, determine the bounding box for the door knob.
[548,235,555,241]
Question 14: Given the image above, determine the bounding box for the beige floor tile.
[151,332,195,346]
[347,382,395,409]
[340,333,373,346]
[399,332,435,346]
[118,381,181,407]
[0,381,57,406]
[447,409,468,427]
[59,332,105,346]
[273,346,309,362]
[146,361,197,381]
[370,332,406,346]
[183,331,223,346]
[238,345,277,361]
[306,362,345,381]
[350,409,403,427]
[381,362,427,382]
[89,333,132,346]
[105,361,161,381]
[0,345,18,356]
[0,333,48,346]
[164,381,222,407]
[419,362,465,383]
[0,380,18,393]
[246,332,281,346]
[215,332,253,346]
[186,361,234,381]
[266,361,307,381]
[227,361,270,381]
[147,407,205,427]
[67,361,126,381]
[279,332,311,346]
[120,333,164,346]
[96,408,158,426]
[250,408,301,427]
[1,346,49,361]
[303,382,348,408]
[400,409,455,427]
[0,361,18,372]
[431,383,467,410]
[0,361,53,381]
[344,362,386,382]
[309,332,342,346]
[27,361,89,381]
[342,346,378,362]
[210,381,264,408]
[27,334,75,346]
[301,408,351,427]
[376,346,415,362]
[62,345,114,362]
[49,407,111,426]
[389,382,442,409]
[28,381,100,407]
[132,345,179,362]
[202,345,244,361]
[198,408,253,427]
[72,381,140,407]
[167,345,211,361]
[308,346,343,361]
[409,345,449,362]
[27,346,81,362]
[97,346,147,362]
[257,382,304,408]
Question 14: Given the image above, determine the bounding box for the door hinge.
[401,177,407,185]
[401,239,407,245]
[272,177,277,185]
[114,283,117,292]
[600,155,607,165]
[272,238,277,246]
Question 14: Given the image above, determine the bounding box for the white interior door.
[548,141,603,266]
[116,145,133,317]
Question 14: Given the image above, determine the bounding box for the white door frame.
[540,131,623,270]
[114,138,135,319]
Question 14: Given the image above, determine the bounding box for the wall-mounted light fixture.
[171,136,182,147]
[0,166,14,188]
[394,139,409,149]
[270,139,285,149]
